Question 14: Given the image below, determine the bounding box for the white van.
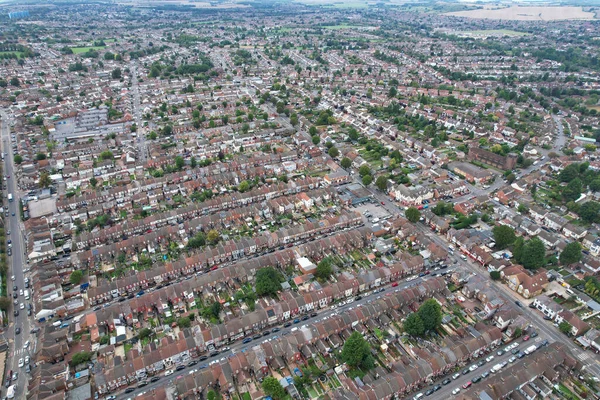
[24,290,30,300]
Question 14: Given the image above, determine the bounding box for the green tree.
[315,257,333,280]
[513,236,525,264]
[0,297,11,311]
[70,351,92,367]
[309,126,317,135]
[89,177,98,188]
[341,157,352,169]
[560,242,582,266]
[238,180,250,192]
[341,331,374,370]
[111,68,122,79]
[358,165,371,177]
[138,327,153,340]
[590,179,600,193]
[579,201,600,224]
[207,229,220,245]
[492,225,516,249]
[13,154,22,164]
[262,376,286,400]
[362,175,372,186]
[39,172,52,188]
[177,316,191,328]
[521,237,546,270]
[255,267,281,297]
[490,271,501,280]
[559,164,579,182]
[312,135,320,145]
[175,156,185,170]
[558,322,571,335]
[99,335,110,345]
[375,175,388,191]
[328,146,339,158]
[403,313,425,337]
[190,156,197,168]
[70,270,84,285]
[405,207,421,223]
[563,178,583,202]
[417,299,442,332]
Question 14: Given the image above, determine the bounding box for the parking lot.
[353,201,391,224]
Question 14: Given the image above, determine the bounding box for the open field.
[0,51,24,58]
[445,6,597,21]
[71,46,105,54]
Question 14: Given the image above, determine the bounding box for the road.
[116,276,437,399]
[0,109,33,399]
[130,64,148,162]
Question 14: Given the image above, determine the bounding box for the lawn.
[0,51,24,58]
[241,393,251,400]
[71,46,105,54]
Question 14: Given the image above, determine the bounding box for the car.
[11,275,15,281]
[462,381,472,389]
[517,352,525,359]
[262,331,270,336]
[293,319,300,324]
[124,387,136,393]
[18,358,24,368]
[272,328,280,333]
[175,365,186,371]
[310,312,317,317]
[474,306,482,312]
[462,368,469,375]
[509,356,517,363]
[252,334,262,340]
[164,370,174,376]
[19,303,24,310]
[472,376,482,383]
[391,282,398,287]
[511,348,520,355]
[150,376,160,383]
[481,371,490,379]
[523,335,530,341]
[23,340,29,349]
[452,388,461,395]
[301,315,309,321]
[530,331,538,338]
[541,340,549,347]
[381,201,385,205]
[424,389,434,396]
[11,212,14,216]
[442,379,451,385]
[15,327,20,334]
[433,385,441,392]
[283,322,292,328]
[12,285,17,291]
[187,360,198,367]
[11,372,17,381]
[30,327,40,334]
[199,356,208,361]
[13,309,18,317]
[515,301,522,307]
[543,315,552,320]
[452,373,460,380]
[209,351,219,357]
[25,356,30,365]
[485,355,494,363]
[469,364,478,372]
[242,338,253,344]
[12,292,17,299]
[107,396,117,400]
[497,350,504,356]
[477,360,485,367]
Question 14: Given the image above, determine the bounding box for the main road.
[0,109,33,399]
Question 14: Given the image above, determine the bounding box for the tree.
[563,178,582,202]
[177,316,191,328]
[309,126,317,135]
[39,172,52,188]
[560,242,582,266]
[403,313,425,337]
[590,179,600,193]
[375,175,388,191]
[311,135,320,145]
[315,257,333,280]
[328,146,339,158]
[513,237,525,263]
[341,157,352,169]
[492,225,516,249]
[0,297,11,311]
[10,77,19,87]
[262,376,286,400]
[89,177,98,188]
[417,299,442,332]
[36,152,47,160]
[175,156,185,170]
[521,237,546,270]
[490,271,501,280]
[207,229,220,245]
[579,201,600,224]
[190,156,197,168]
[405,207,421,223]
[13,154,22,164]
[111,68,122,79]
[70,270,84,285]
[559,164,579,182]
[358,165,371,177]
[558,322,571,335]
[362,175,372,186]
[341,331,374,370]
[238,180,250,192]
[138,327,153,340]
[255,267,281,297]
[70,351,92,366]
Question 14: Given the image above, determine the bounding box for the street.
[0,109,33,399]
[130,64,148,162]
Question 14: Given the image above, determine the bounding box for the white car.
[452,388,461,395]
[164,369,174,376]
[469,364,478,372]
[18,358,24,368]
[485,355,494,363]
[509,356,517,363]
[452,373,460,380]
[23,341,30,349]
[19,303,24,310]
[25,356,30,364]
[11,275,15,281]
[19,289,23,296]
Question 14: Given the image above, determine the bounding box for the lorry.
[7,193,12,202]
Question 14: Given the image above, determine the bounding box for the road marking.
[534,337,542,343]
[577,352,589,361]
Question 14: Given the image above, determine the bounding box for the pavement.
[0,109,35,399]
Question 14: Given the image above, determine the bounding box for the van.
[24,290,30,300]
[52,320,62,327]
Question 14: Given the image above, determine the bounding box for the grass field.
[71,46,105,54]
[446,6,597,21]
[0,51,24,58]
[323,23,371,30]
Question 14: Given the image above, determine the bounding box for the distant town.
[0,1,600,400]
